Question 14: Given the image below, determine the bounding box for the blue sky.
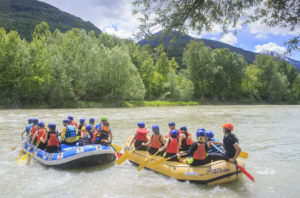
[40,0,300,61]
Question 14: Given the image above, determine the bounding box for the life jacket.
[91,132,97,142]
[166,138,178,154]
[192,142,207,160]
[135,128,149,141]
[32,125,38,137]
[151,134,162,149]
[96,123,110,137]
[26,124,33,135]
[47,131,59,147]
[37,129,46,142]
[78,124,86,136]
[182,131,193,146]
[168,129,179,137]
[208,137,223,153]
[66,125,76,138]
[70,120,78,128]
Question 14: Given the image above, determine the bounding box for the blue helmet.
[89,118,95,123]
[179,126,187,131]
[48,123,56,130]
[63,119,70,124]
[196,129,205,137]
[152,124,159,133]
[168,121,175,126]
[86,124,92,132]
[79,118,85,123]
[171,129,178,138]
[137,122,145,128]
[205,131,214,139]
[68,116,74,120]
[28,118,33,124]
[33,118,39,124]
[199,128,205,132]
[37,122,44,127]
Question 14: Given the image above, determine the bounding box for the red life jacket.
[166,138,178,154]
[192,143,207,160]
[168,129,179,137]
[151,134,162,149]
[48,132,59,147]
[37,129,46,142]
[135,128,149,141]
[32,125,38,137]
[91,132,97,142]
[185,132,193,145]
[70,120,78,128]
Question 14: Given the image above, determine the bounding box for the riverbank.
[1,99,299,109]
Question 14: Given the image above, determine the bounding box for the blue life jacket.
[66,125,76,138]
[26,124,33,135]
[208,137,223,153]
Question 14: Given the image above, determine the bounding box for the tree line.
[0,22,299,108]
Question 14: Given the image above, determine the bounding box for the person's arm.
[211,141,223,146]
[129,133,137,146]
[30,132,38,149]
[229,142,241,163]
[142,135,152,146]
[181,142,197,158]
[179,134,184,147]
[21,129,26,138]
[109,130,113,144]
[60,127,66,143]
[158,138,170,152]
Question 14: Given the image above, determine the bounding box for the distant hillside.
[0,0,101,40]
[138,31,257,67]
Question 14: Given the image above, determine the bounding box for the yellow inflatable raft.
[124,137,245,185]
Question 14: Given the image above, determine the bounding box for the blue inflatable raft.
[22,141,116,169]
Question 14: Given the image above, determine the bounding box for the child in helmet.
[60,119,77,145]
[42,123,60,153]
[179,126,193,151]
[30,122,47,150]
[129,122,149,150]
[21,118,33,139]
[205,131,223,153]
[94,116,113,145]
[81,124,92,144]
[68,116,78,128]
[142,124,165,155]
[181,129,211,166]
[77,118,86,137]
[158,129,180,161]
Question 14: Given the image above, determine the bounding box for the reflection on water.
[0,105,300,198]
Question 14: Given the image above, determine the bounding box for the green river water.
[0,105,299,198]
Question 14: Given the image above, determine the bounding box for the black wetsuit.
[223,133,239,158]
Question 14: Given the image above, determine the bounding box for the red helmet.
[221,123,233,131]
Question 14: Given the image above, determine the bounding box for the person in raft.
[205,131,223,153]
[77,118,86,137]
[212,123,241,163]
[89,118,97,143]
[129,122,149,150]
[179,126,193,151]
[93,116,113,145]
[142,124,165,155]
[60,119,77,145]
[181,129,211,166]
[41,123,60,153]
[81,124,92,144]
[166,121,179,138]
[158,129,180,161]
[68,116,78,128]
[30,122,47,150]
[21,118,33,139]
[26,118,39,144]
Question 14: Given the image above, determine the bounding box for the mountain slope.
[0,0,101,40]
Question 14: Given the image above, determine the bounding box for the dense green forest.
[0,22,299,108]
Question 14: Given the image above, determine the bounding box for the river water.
[0,106,299,198]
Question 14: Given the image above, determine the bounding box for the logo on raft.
[184,171,198,176]
[206,168,229,174]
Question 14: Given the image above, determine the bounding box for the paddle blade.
[149,157,169,168]
[116,151,121,158]
[237,165,254,182]
[239,151,249,159]
[17,153,28,164]
[112,144,122,152]
[116,151,131,165]
[11,140,22,151]
[137,159,150,171]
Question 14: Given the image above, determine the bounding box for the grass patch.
[123,100,200,107]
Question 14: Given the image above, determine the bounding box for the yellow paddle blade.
[239,151,249,159]
[115,151,132,165]
[137,151,159,171]
[149,157,169,168]
[17,153,29,164]
[11,140,22,151]
[27,142,40,165]
[17,148,24,158]
[112,144,122,152]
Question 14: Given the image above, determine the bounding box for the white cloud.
[255,42,287,54]
[220,32,237,45]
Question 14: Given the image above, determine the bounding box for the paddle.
[148,154,179,168]
[116,145,142,165]
[109,143,121,158]
[11,140,22,151]
[27,142,40,165]
[137,151,159,171]
[239,151,249,159]
[112,144,121,152]
[211,143,254,182]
